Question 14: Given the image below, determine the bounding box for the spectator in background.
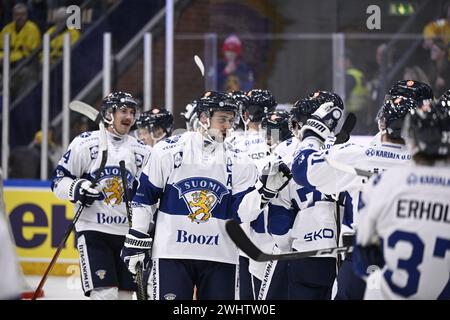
[0,3,41,100]
[422,2,450,56]
[217,34,254,92]
[70,116,91,140]
[44,6,80,63]
[8,128,60,179]
[367,43,396,106]
[0,3,41,66]
[429,37,450,97]
[342,50,370,134]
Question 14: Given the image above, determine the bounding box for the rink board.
[3,180,79,276]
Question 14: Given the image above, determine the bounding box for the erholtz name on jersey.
[397,199,450,223]
[174,177,229,224]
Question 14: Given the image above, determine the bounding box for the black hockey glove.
[300,101,344,142]
[121,228,153,275]
[68,178,102,207]
[256,159,292,207]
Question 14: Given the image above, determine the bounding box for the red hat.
[222,34,241,56]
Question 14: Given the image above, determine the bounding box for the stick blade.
[69,100,101,123]
[335,112,357,144]
[194,55,205,77]
[226,220,267,261]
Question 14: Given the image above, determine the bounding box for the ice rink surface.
[24,276,88,300]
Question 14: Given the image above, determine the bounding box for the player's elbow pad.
[52,176,75,200]
[291,149,315,188]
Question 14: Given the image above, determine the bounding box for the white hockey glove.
[299,101,344,142]
[121,229,152,275]
[256,159,292,207]
[68,178,102,207]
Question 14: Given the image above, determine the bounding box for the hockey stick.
[324,157,373,178]
[194,55,205,77]
[69,100,103,123]
[333,113,356,269]
[119,160,147,300]
[32,102,108,300]
[326,112,373,178]
[226,220,353,262]
[335,112,356,144]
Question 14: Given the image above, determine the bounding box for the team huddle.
[50,80,450,300]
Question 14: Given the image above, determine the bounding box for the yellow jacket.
[346,67,369,112]
[0,20,41,63]
[423,19,450,44]
[45,26,80,62]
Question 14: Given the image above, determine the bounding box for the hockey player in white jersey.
[354,97,450,299]
[227,89,277,299]
[135,107,174,147]
[369,80,435,147]
[0,169,23,300]
[265,92,343,300]
[51,92,151,300]
[121,91,264,300]
[255,109,295,300]
[291,86,426,299]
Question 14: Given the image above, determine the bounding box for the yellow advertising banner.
[4,180,78,275]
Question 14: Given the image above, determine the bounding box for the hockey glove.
[68,178,102,207]
[121,228,152,275]
[256,159,292,207]
[300,101,344,142]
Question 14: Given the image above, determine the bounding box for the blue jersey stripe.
[250,211,266,233]
[268,204,296,236]
[292,149,316,189]
[133,173,163,206]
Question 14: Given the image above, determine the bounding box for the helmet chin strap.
[199,118,217,145]
[242,116,250,136]
[104,112,127,137]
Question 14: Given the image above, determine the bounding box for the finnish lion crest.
[174,177,229,224]
[188,190,217,222]
[103,176,124,206]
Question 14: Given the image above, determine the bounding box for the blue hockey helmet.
[377,95,418,139]
[101,91,139,125]
[136,107,174,136]
[403,98,450,157]
[244,89,277,122]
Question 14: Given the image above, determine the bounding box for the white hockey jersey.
[356,164,450,299]
[132,131,258,265]
[51,130,151,235]
[291,137,411,231]
[228,130,275,279]
[0,183,23,299]
[269,136,338,255]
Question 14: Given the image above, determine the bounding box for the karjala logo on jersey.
[174,177,229,223]
[365,148,376,157]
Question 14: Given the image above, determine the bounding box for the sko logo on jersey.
[174,177,229,223]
